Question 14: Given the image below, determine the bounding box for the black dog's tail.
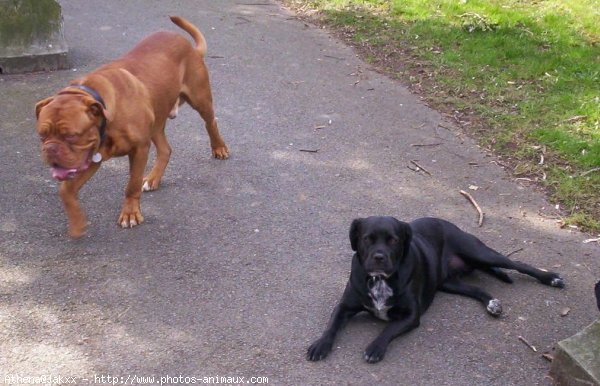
[595,280,600,312]
[484,267,514,284]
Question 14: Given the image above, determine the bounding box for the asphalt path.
[1,1,598,385]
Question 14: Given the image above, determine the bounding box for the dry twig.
[542,353,554,362]
[518,335,537,352]
[460,190,484,227]
[506,248,523,258]
[410,143,442,148]
[410,160,432,176]
[581,167,600,177]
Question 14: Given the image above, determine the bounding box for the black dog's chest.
[365,278,394,321]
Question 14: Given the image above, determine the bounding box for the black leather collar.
[65,84,108,143]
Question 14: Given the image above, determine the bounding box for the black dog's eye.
[363,235,372,245]
[388,237,399,245]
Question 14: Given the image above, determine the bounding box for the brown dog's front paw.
[68,220,88,238]
[64,202,88,238]
[118,211,144,228]
[212,145,229,159]
[118,199,144,228]
[142,177,160,192]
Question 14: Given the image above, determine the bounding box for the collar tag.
[92,152,102,163]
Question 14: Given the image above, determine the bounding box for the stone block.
[550,319,600,385]
[0,0,68,74]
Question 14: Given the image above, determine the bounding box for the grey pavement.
[1,1,599,385]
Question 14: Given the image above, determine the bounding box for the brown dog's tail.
[170,15,207,56]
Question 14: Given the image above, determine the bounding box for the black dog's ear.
[349,218,363,251]
[393,218,413,257]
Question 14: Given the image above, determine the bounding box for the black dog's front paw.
[364,341,387,363]
[307,338,333,361]
[550,276,565,288]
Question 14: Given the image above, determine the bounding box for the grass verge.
[281,0,600,232]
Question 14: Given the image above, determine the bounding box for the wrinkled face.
[35,93,105,181]
[349,216,412,278]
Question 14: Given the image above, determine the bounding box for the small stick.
[410,160,432,176]
[235,16,252,24]
[541,353,553,362]
[460,190,484,227]
[410,143,441,147]
[583,237,600,244]
[581,167,600,177]
[323,55,345,61]
[407,165,420,174]
[505,247,524,258]
[299,149,319,153]
[518,335,537,352]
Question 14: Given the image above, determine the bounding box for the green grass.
[284,0,600,231]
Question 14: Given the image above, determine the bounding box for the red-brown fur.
[35,16,228,237]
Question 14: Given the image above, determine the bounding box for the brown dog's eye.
[64,134,79,142]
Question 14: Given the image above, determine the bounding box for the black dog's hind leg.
[484,254,564,288]
[453,233,565,288]
[483,267,513,283]
[441,278,503,316]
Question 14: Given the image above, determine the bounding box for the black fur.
[595,281,600,310]
[307,216,565,363]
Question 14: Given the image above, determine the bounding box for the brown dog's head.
[349,216,413,278]
[35,89,110,181]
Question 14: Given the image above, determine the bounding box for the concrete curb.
[551,319,600,385]
[0,0,68,74]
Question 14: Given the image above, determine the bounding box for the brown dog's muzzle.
[42,140,93,181]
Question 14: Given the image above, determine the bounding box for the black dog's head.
[349,216,413,278]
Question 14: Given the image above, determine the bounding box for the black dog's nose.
[373,253,385,263]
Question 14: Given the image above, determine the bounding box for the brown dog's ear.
[35,97,54,119]
[349,218,363,251]
[86,100,113,123]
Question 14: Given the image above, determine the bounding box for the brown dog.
[35,16,229,237]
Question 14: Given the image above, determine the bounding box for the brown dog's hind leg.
[183,78,229,159]
[143,127,172,192]
[196,99,229,159]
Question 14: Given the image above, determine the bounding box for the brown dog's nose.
[44,142,61,157]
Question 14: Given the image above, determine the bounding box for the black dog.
[594,281,600,310]
[307,216,565,363]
